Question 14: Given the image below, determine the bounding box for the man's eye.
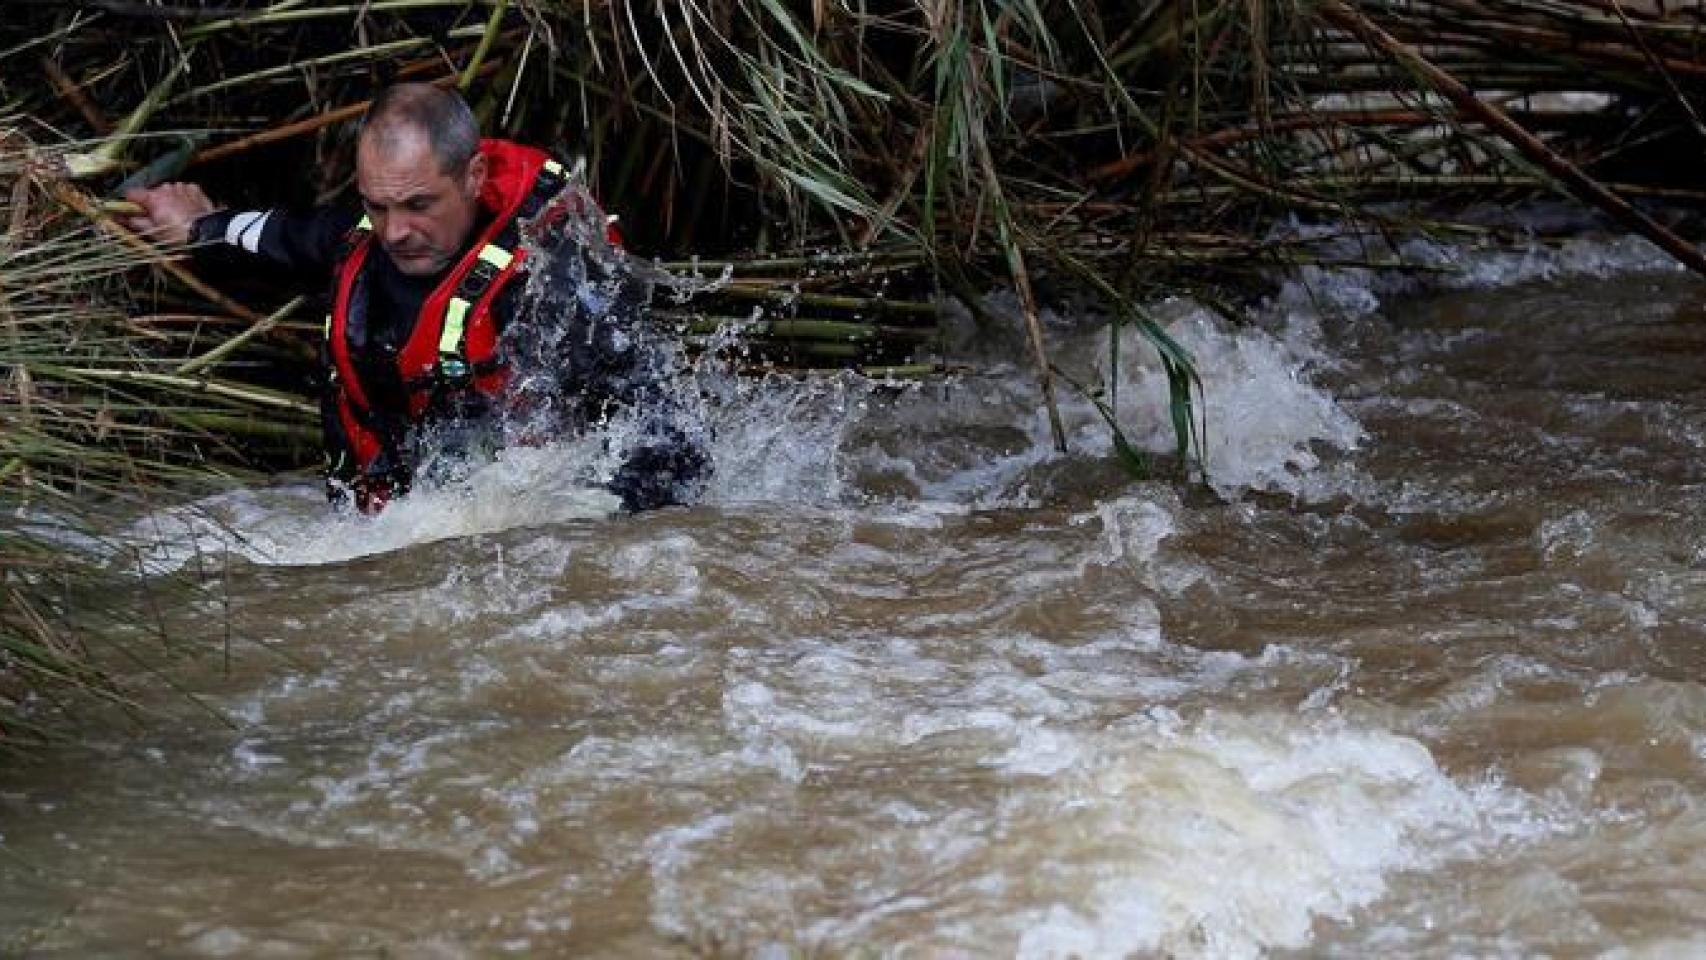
[405,198,431,212]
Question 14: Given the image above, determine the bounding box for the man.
[126,83,708,513]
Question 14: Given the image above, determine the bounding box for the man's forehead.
[360,120,432,157]
[357,131,449,197]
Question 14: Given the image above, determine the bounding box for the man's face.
[356,128,485,277]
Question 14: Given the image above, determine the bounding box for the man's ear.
[463,152,489,198]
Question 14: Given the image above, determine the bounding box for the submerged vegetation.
[6,0,1706,746]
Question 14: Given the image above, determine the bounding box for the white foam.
[999,711,1510,958]
[127,440,620,570]
[700,372,862,505]
[1081,303,1364,498]
[636,696,1529,954]
[1265,221,1682,307]
[1605,934,1706,959]
[644,815,739,938]
[1395,233,1680,288]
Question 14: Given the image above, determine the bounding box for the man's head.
[355,84,487,276]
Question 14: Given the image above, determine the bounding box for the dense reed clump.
[5,0,1706,746]
[0,131,281,751]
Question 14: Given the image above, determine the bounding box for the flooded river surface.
[6,238,1706,956]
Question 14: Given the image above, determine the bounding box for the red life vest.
[324,139,573,477]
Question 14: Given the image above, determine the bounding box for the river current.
[5,234,1706,956]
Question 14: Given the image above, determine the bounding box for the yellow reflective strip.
[323,313,332,339]
[543,158,565,176]
[356,215,372,232]
[440,298,471,355]
[477,243,514,271]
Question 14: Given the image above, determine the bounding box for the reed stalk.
[175,295,304,376]
[180,0,491,40]
[82,50,193,175]
[170,33,479,106]
[705,286,939,319]
[34,365,317,413]
[461,0,512,91]
[667,315,940,342]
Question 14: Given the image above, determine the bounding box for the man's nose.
[380,214,414,246]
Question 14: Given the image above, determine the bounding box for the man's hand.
[121,183,217,246]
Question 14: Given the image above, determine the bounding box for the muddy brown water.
[4,241,1706,956]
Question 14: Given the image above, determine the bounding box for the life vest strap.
[437,240,517,380]
[326,216,374,343]
[429,161,564,380]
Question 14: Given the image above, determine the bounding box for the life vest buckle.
[458,257,502,301]
[438,355,473,385]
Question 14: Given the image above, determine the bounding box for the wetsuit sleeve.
[582,311,712,513]
[191,206,358,275]
[507,232,711,512]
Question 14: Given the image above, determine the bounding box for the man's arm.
[124,183,354,275]
[509,227,711,512]
[581,314,712,513]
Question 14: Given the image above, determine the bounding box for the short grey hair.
[359,83,480,174]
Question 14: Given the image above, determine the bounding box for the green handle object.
[113,136,204,196]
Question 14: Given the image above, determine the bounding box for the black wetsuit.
[192,206,709,512]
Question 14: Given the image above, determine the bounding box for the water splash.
[132,230,1687,570]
